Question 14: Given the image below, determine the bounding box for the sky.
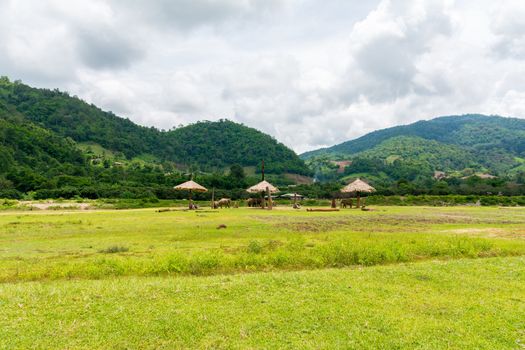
[1,0,525,153]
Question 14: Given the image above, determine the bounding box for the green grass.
[1,206,525,348]
[1,207,525,282]
[77,141,117,159]
[1,257,524,349]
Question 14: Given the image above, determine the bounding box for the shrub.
[247,240,263,254]
[99,246,129,254]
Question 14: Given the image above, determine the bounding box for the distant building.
[331,160,352,173]
[433,171,447,180]
[279,193,305,200]
[461,173,497,180]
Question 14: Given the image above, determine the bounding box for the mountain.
[164,120,307,174]
[0,77,309,175]
[0,114,88,193]
[302,114,525,180]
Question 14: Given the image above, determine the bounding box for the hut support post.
[211,187,215,209]
[356,192,360,208]
[189,190,193,210]
[266,186,272,210]
[260,191,265,209]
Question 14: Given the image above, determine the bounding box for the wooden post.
[260,191,265,209]
[211,187,215,209]
[331,198,336,208]
[356,192,360,209]
[266,186,272,210]
[189,190,193,210]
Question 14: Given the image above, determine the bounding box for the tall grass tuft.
[99,246,129,254]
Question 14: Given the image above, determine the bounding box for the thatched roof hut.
[174,180,207,209]
[341,178,376,193]
[174,180,207,192]
[341,178,375,208]
[246,180,279,194]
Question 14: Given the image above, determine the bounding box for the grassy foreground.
[1,257,524,349]
[1,206,525,348]
[1,206,525,282]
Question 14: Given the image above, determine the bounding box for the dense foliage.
[0,77,159,158]
[164,120,308,174]
[0,77,310,175]
[303,114,525,187]
[1,77,525,199]
[302,114,525,159]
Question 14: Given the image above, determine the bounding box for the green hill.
[302,114,525,180]
[0,77,309,175]
[302,114,525,159]
[0,114,88,193]
[164,120,307,174]
[355,136,477,171]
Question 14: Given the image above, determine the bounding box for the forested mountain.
[302,114,525,182]
[0,77,309,175]
[164,120,307,174]
[0,77,159,158]
[302,114,525,159]
[0,114,88,193]
[1,76,524,199]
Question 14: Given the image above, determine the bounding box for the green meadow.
[1,206,525,348]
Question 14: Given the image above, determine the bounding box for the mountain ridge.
[0,77,310,175]
[302,114,525,183]
[301,114,525,160]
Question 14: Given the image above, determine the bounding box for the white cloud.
[1,0,525,153]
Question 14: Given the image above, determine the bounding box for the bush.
[99,246,129,254]
[247,240,263,254]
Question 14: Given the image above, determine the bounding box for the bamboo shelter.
[341,178,376,208]
[174,180,207,209]
[247,180,279,210]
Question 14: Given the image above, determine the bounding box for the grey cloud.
[491,4,525,59]
[110,0,284,31]
[74,27,144,70]
[353,36,417,102]
[339,0,453,103]
[2,0,525,153]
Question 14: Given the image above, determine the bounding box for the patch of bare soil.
[251,213,522,234]
[19,201,91,210]
[447,228,525,239]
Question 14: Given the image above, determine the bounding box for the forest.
[1,77,525,200]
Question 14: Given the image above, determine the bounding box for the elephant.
[246,198,263,207]
[340,198,353,208]
[215,198,231,208]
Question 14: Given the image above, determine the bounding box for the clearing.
[1,206,524,348]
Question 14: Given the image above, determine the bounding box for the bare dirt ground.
[19,201,91,210]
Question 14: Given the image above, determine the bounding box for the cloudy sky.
[1,0,525,153]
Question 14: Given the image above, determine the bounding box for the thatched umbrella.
[174,180,207,209]
[247,180,279,194]
[341,178,375,208]
[247,180,279,209]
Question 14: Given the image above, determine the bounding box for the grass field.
[1,206,525,348]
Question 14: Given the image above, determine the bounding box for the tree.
[228,164,246,188]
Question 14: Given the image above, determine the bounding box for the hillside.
[355,136,477,171]
[0,114,88,194]
[302,114,525,180]
[163,120,307,174]
[302,114,525,159]
[0,77,309,175]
